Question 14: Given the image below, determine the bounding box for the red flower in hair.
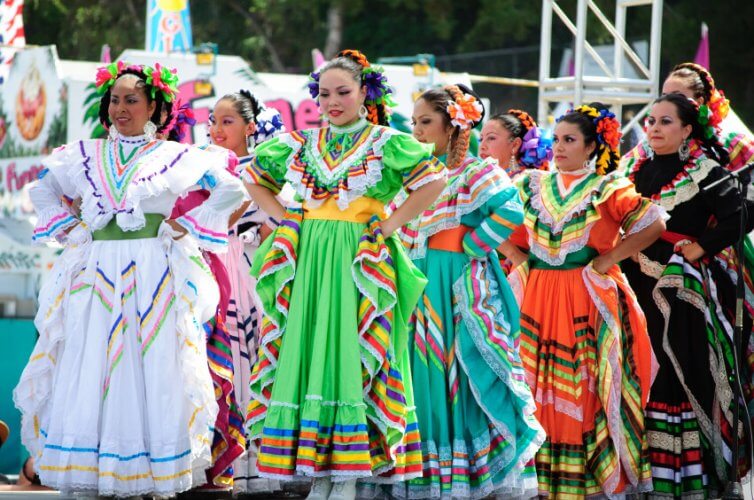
[597,118,621,150]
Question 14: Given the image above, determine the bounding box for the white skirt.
[14,226,220,497]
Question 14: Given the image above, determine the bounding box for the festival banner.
[146,0,193,53]
[0,46,66,218]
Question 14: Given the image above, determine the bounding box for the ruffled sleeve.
[174,163,248,253]
[723,131,754,172]
[380,133,446,192]
[240,135,298,194]
[602,180,664,236]
[30,145,85,245]
[462,184,524,258]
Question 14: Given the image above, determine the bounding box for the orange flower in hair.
[596,118,621,151]
[338,49,370,68]
[447,93,483,130]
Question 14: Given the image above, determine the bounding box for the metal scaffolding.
[538,0,664,133]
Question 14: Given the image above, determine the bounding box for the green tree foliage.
[21,0,754,125]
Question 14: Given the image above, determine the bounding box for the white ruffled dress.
[13,132,247,497]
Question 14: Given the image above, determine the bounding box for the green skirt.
[246,209,424,481]
[379,248,544,499]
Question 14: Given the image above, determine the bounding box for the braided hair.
[490,109,549,169]
[98,68,173,134]
[668,63,715,103]
[666,62,729,128]
[654,92,729,166]
[557,102,621,175]
[418,83,485,171]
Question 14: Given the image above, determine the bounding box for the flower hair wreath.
[307,66,396,109]
[95,61,179,103]
[447,92,483,130]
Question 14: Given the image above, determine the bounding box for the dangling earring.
[143,121,157,141]
[108,125,118,141]
[358,105,368,119]
[678,138,690,162]
[509,155,517,172]
[246,134,256,153]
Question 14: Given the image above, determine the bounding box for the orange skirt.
[519,265,654,498]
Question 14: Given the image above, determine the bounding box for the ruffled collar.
[329,118,368,134]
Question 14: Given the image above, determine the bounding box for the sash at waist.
[529,246,599,270]
[304,197,385,223]
[92,213,163,240]
[427,225,471,253]
[659,230,697,246]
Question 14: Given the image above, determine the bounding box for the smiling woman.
[13,61,248,498]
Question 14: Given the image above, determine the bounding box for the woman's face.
[480,119,520,163]
[645,100,692,155]
[318,68,366,127]
[209,98,256,157]
[412,98,453,156]
[552,121,595,172]
[662,77,701,104]
[108,75,157,137]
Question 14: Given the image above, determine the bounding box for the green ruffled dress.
[240,118,445,481]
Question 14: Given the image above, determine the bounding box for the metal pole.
[649,0,664,97]
[538,0,553,124]
[574,0,588,106]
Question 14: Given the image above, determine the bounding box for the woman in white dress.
[13,61,247,498]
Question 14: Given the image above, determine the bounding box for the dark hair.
[98,68,173,133]
[319,50,390,126]
[489,109,536,163]
[558,102,620,174]
[653,92,729,165]
[217,90,263,125]
[667,63,713,103]
[418,83,485,170]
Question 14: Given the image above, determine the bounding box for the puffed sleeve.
[601,178,664,236]
[174,164,248,253]
[462,184,524,259]
[240,134,299,194]
[30,145,85,245]
[380,132,446,192]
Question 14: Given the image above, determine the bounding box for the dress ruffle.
[13,224,221,496]
[246,207,424,479]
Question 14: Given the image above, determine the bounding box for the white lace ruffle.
[55,140,231,233]
[282,127,396,211]
[403,158,511,260]
[626,203,665,236]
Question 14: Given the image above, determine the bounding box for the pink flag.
[100,44,111,63]
[694,22,709,69]
[312,48,326,70]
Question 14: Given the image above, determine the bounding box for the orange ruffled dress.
[510,169,661,498]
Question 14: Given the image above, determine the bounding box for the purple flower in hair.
[308,71,320,99]
[362,68,390,103]
[519,127,553,169]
